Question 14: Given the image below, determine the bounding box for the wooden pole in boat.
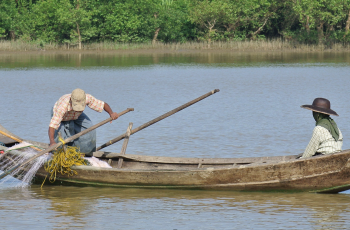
[0,108,134,180]
[96,89,220,151]
[0,130,42,152]
[116,122,133,168]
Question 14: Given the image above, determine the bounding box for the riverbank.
[1,40,350,53]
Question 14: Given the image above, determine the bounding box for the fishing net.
[0,139,111,188]
[0,142,89,188]
[0,144,50,188]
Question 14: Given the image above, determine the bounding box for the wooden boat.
[1,124,350,193]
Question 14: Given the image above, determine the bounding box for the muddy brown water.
[0,51,350,229]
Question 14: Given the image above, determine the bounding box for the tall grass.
[1,39,349,52]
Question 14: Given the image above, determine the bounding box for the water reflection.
[1,51,350,69]
[1,185,349,229]
[40,189,90,218]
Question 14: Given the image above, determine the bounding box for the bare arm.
[48,127,56,146]
[104,102,119,121]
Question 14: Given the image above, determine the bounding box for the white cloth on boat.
[85,156,112,168]
[301,126,343,158]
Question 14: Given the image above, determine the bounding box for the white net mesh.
[0,147,50,188]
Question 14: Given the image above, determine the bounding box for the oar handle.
[96,89,220,151]
[0,108,134,180]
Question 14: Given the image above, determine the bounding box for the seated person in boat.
[300,98,343,158]
[48,88,119,154]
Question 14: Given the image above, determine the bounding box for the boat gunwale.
[92,151,300,165]
[73,149,350,172]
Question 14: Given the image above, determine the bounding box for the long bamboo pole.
[96,89,220,151]
[0,108,134,180]
[0,130,42,151]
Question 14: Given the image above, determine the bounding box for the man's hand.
[104,102,119,123]
[49,140,57,147]
[110,112,119,120]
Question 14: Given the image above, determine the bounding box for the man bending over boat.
[48,88,119,154]
[300,98,343,158]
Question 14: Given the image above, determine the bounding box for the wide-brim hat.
[301,97,338,116]
[71,88,86,111]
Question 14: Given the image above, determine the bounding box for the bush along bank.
[1,0,350,50]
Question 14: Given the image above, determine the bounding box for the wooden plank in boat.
[93,151,298,164]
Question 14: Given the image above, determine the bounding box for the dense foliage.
[1,0,350,47]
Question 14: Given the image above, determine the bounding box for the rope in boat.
[43,136,88,186]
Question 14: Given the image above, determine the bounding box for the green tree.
[222,0,278,40]
[1,0,350,46]
[293,0,345,43]
[0,0,17,38]
[245,0,279,39]
[268,0,300,40]
[342,0,350,40]
[28,0,61,43]
[97,0,150,42]
[0,0,33,40]
[189,0,228,44]
[57,0,97,49]
[151,0,195,43]
[189,0,279,42]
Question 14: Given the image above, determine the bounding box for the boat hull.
[2,121,350,193]
[30,150,350,193]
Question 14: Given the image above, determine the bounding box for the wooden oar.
[0,130,42,151]
[97,89,220,151]
[0,108,134,180]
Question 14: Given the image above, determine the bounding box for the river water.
[0,51,350,229]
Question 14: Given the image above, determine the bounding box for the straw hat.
[71,88,86,111]
[301,98,338,116]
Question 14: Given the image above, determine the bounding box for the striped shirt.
[301,126,343,158]
[49,94,104,129]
